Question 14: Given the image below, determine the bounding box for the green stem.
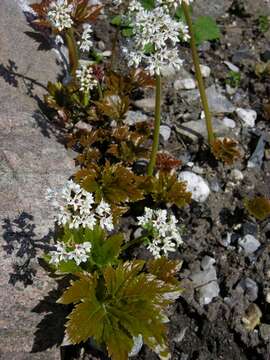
[182,2,215,146]
[65,28,79,77]
[147,74,162,176]
[110,27,120,71]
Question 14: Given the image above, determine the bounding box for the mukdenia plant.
[118,0,189,175]
[28,0,244,358]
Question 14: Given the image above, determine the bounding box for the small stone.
[260,324,270,342]
[226,84,237,96]
[220,232,232,247]
[97,40,106,51]
[224,61,240,73]
[261,50,270,62]
[238,234,260,255]
[242,222,257,237]
[266,292,270,303]
[248,135,266,169]
[192,165,204,175]
[124,110,148,126]
[134,97,156,112]
[174,78,196,90]
[178,171,210,203]
[230,169,244,182]
[160,125,171,142]
[75,121,93,132]
[206,85,235,114]
[242,304,262,331]
[265,149,270,160]
[236,108,257,127]
[129,335,143,357]
[238,278,259,301]
[173,327,188,343]
[161,64,177,77]
[102,50,112,57]
[201,256,216,270]
[199,64,211,77]
[223,117,236,128]
[198,41,211,52]
[209,178,221,192]
[190,266,217,287]
[180,354,189,360]
[199,281,220,305]
[176,118,232,142]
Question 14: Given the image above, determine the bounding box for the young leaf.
[146,172,192,208]
[244,196,270,221]
[156,152,182,172]
[76,162,145,206]
[211,137,241,165]
[193,16,220,45]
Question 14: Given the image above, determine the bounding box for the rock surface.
[194,0,234,18]
[0,1,74,358]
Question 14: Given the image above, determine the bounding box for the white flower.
[96,199,111,217]
[49,241,92,266]
[122,1,188,76]
[46,182,114,232]
[47,0,73,32]
[76,65,98,92]
[100,215,114,232]
[137,207,183,258]
[79,24,93,53]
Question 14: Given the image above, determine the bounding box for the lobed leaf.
[61,261,179,359]
[211,137,241,165]
[244,196,270,221]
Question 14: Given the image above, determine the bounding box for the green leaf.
[140,0,155,10]
[57,260,84,274]
[59,273,97,305]
[111,15,122,26]
[175,6,185,22]
[244,196,270,221]
[147,257,182,285]
[193,16,220,45]
[60,261,180,359]
[91,231,124,268]
[122,28,134,37]
[143,43,155,54]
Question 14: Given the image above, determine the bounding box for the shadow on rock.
[2,212,54,286]
[31,280,69,354]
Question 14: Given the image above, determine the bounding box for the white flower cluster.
[47,0,73,32]
[76,64,98,92]
[113,0,193,6]
[122,0,189,76]
[49,241,92,265]
[78,24,93,53]
[137,207,183,258]
[46,180,114,231]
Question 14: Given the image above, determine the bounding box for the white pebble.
[222,117,236,128]
[178,171,210,203]
[200,64,211,78]
[236,108,257,128]
[174,78,196,90]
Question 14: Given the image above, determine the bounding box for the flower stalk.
[147,74,162,176]
[182,1,215,146]
[65,28,79,77]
